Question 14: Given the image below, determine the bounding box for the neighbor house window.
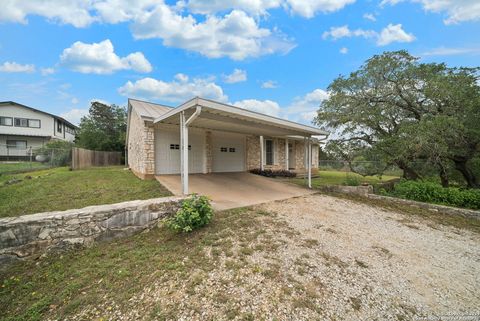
[6,140,27,149]
[0,116,13,126]
[14,118,40,128]
[65,126,76,135]
[265,139,274,165]
[57,121,62,133]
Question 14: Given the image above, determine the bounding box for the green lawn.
[0,162,49,175]
[291,170,399,188]
[0,166,171,217]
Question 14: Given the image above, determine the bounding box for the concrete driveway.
[155,172,314,210]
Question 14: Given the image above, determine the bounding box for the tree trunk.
[439,164,449,188]
[397,161,421,180]
[453,159,479,188]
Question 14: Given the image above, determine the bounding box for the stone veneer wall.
[128,110,155,179]
[0,197,184,266]
[245,136,318,171]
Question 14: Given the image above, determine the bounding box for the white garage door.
[155,127,205,174]
[212,131,246,172]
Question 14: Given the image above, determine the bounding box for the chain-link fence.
[0,144,72,175]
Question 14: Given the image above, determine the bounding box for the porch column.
[285,138,289,170]
[308,138,312,188]
[260,135,264,170]
[180,112,189,195]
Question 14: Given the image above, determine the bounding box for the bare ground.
[66,194,480,321]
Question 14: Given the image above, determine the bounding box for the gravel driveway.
[71,193,480,320]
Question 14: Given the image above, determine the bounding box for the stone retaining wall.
[0,196,184,266]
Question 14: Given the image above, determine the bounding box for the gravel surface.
[70,194,480,320]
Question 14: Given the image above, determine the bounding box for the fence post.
[29,147,33,168]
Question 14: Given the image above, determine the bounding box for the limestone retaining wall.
[0,197,184,266]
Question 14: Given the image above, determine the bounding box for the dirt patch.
[11,194,479,320]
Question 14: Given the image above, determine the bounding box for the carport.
[153,97,328,195]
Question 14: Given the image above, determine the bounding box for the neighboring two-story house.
[0,101,77,159]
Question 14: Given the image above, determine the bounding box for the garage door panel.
[155,127,204,174]
[212,132,245,172]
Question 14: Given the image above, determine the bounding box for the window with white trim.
[0,117,13,126]
[6,140,27,149]
[265,139,274,165]
[14,118,40,128]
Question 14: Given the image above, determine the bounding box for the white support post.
[180,112,186,194]
[260,135,264,170]
[308,138,312,189]
[183,122,189,195]
[285,138,289,170]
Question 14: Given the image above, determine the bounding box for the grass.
[290,170,398,188]
[0,207,282,321]
[0,162,49,175]
[0,166,171,217]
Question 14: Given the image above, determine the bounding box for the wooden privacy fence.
[71,147,122,170]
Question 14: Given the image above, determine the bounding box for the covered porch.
[153,97,328,195]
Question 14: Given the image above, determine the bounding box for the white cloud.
[323,24,415,46]
[60,108,88,125]
[261,80,278,88]
[41,67,55,76]
[381,0,480,24]
[130,8,295,60]
[0,0,95,27]
[421,46,480,56]
[223,69,247,83]
[118,76,228,103]
[71,97,79,104]
[185,0,282,15]
[322,25,376,40]
[184,0,355,17]
[363,13,376,21]
[286,0,356,18]
[339,47,348,54]
[234,88,328,124]
[233,99,281,117]
[0,61,35,73]
[376,23,415,46]
[60,39,152,74]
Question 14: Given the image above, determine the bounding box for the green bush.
[344,175,360,186]
[391,180,480,210]
[167,194,214,233]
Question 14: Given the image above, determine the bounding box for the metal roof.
[154,97,329,137]
[0,101,78,129]
[128,98,173,120]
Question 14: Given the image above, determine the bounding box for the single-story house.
[126,97,328,194]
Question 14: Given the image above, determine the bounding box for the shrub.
[390,180,480,210]
[167,194,214,233]
[250,168,297,178]
[344,175,360,186]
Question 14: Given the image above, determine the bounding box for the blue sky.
[0,0,479,125]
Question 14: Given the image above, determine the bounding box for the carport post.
[180,112,188,195]
[308,138,312,189]
[285,138,289,170]
[260,136,264,170]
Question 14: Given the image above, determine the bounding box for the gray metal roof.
[128,98,172,120]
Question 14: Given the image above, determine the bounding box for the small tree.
[76,101,127,152]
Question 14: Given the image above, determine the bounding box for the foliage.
[316,50,480,188]
[0,167,170,217]
[390,180,480,210]
[167,194,214,233]
[75,101,127,152]
[35,140,74,166]
[344,175,361,186]
[250,168,297,178]
[292,170,398,188]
